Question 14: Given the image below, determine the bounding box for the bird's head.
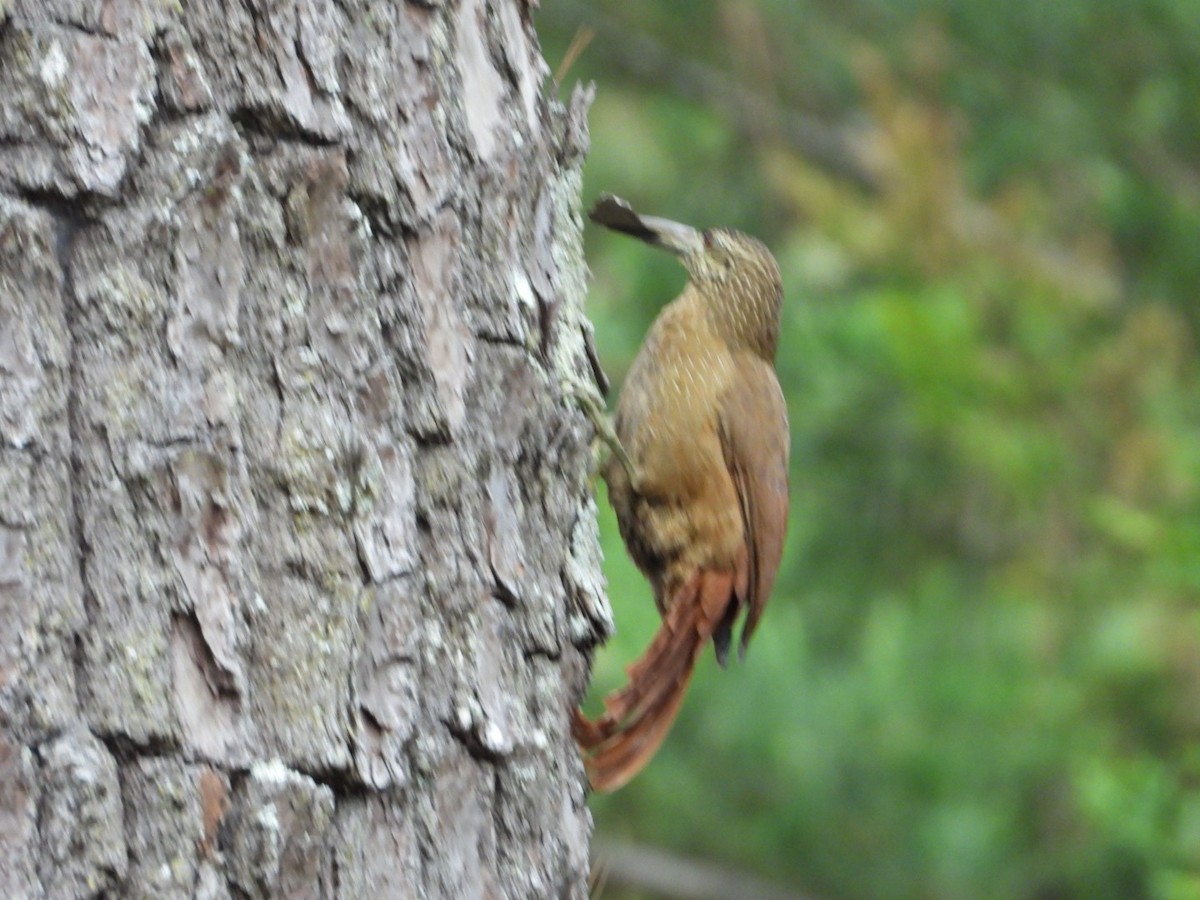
[589,195,782,359]
[687,227,780,291]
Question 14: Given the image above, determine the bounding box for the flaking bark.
[0,1,606,896]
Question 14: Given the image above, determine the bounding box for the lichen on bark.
[0,0,605,896]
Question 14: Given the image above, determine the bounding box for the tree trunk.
[0,1,606,896]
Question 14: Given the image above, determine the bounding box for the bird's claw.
[562,374,639,489]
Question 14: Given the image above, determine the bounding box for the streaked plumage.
[573,196,790,791]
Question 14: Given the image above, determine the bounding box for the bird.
[573,194,790,792]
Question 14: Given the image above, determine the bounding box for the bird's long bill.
[589,194,704,258]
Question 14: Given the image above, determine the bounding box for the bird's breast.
[613,301,735,499]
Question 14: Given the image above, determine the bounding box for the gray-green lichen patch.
[120,758,212,899]
[0,24,155,196]
[225,759,335,899]
[247,575,356,773]
[37,729,127,897]
[1,455,83,740]
[0,198,68,454]
[0,735,38,899]
[277,419,348,518]
[0,200,82,748]
[76,472,179,745]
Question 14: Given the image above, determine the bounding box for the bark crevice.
[0,1,602,896]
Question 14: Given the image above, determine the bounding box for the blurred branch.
[554,24,596,85]
[594,839,821,900]
[542,0,881,194]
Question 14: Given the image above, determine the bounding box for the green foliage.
[541,1,1200,897]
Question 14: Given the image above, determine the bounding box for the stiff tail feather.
[572,570,735,792]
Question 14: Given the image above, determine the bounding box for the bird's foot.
[561,374,639,489]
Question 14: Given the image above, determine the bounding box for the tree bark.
[0,1,606,897]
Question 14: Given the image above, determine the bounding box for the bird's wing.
[718,357,790,659]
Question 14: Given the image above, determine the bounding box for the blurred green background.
[537,2,1200,898]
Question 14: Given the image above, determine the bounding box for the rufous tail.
[572,570,734,792]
